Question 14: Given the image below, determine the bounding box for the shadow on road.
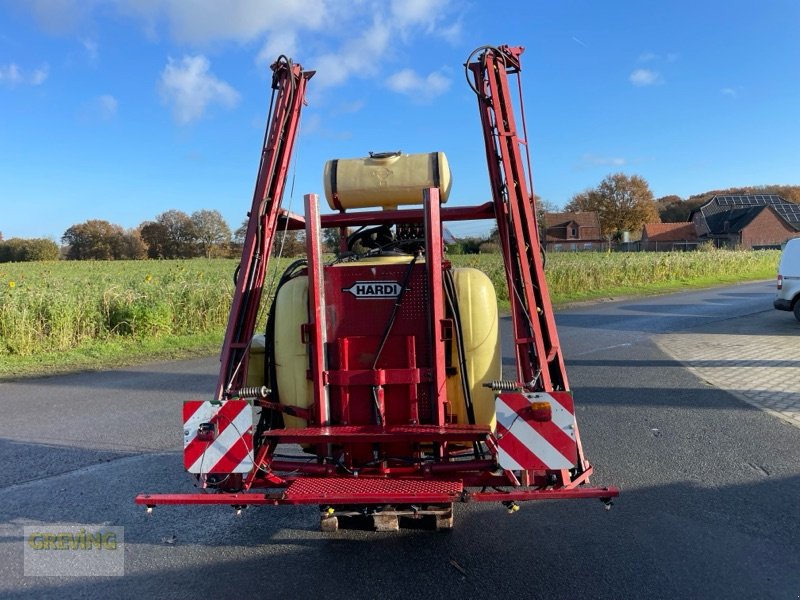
[2,472,798,600]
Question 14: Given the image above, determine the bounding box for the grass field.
[0,248,779,377]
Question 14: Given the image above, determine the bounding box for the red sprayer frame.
[136,46,618,519]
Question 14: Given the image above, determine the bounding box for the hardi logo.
[342,281,403,299]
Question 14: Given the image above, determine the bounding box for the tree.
[0,238,59,262]
[140,210,197,259]
[191,209,231,258]
[122,228,147,259]
[273,230,305,257]
[232,218,306,257]
[534,195,558,240]
[655,195,684,222]
[566,173,660,238]
[139,221,170,258]
[62,220,126,260]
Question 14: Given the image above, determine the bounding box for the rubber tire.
[794,301,800,322]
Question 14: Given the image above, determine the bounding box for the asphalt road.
[1,280,798,599]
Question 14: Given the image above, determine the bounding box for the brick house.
[543,212,604,251]
[640,222,699,251]
[689,195,800,249]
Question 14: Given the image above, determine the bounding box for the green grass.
[452,248,780,306]
[0,249,779,379]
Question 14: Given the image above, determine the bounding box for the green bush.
[0,238,60,262]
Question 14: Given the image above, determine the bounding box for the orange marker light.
[529,401,552,422]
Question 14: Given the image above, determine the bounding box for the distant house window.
[571,227,578,237]
[554,244,563,251]
[585,242,593,249]
[570,243,577,251]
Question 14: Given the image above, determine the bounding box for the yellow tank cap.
[323,151,452,211]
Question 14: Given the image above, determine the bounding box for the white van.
[774,237,800,321]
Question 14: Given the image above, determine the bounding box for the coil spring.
[482,380,520,392]
[235,386,271,399]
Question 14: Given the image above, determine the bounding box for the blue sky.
[1,0,799,241]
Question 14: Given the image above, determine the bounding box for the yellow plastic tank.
[272,275,313,428]
[246,334,267,390]
[445,268,502,430]
[261,262,500,431]
[323,152,452,210]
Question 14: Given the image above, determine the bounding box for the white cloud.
[0,63,23,85]
[81,38,98,63]
[721,87,737,98]
[80,93,119,121]
[19,1,461,92]
[333,99,365,114]
[257,30,298,67]
[159,55,240,124]
[629,68,663,87]
[638,52,658,62]
[0,62,48,86]
[30,65,49,85]
[29,0,89,34]
[117,0,327,44]
[581,154,626,167]
[97,94,118,119]
[311,18,391,88]
[390,0,446,31]
[386,68,451,102]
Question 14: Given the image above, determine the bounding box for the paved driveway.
[656,297,800,429]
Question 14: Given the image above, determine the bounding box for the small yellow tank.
[272,275,313,428]
[246,334,267,390]
[323,152,452,210]
[445,267,502,430]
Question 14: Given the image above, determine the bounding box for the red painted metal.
[216,58,312,400]
[326,368,421,387]
[278,202,497,231]
[135,484,619,507]
[424,188,447,426]
[470,487,618,502]
[305,193,330,427]
[136,45,619,518]
[261,424,491,443]
[468,46,566,393]
[284,477,463,504]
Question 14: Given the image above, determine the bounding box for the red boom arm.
[215,57,313,400]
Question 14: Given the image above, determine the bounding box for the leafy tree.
[62,220,126,260]
[122,228,147,259]
[566,173,660,237]
[140,210,197,259]
[191,209,231,258]
[273,230,305,257]
[139,221,169,258]
[0,238,59,262]
[322,228,340,253]
[534,195,558,239]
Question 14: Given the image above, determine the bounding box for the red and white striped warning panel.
[494,392,578,471]
[183,400,254,474]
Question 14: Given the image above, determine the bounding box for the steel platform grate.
[283,477,463,504]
